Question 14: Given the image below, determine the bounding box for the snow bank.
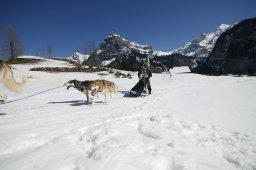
[11,55,75,71]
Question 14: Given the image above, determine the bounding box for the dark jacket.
[138,68,152,79]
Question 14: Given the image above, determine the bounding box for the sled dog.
[90,79,118,105]
[0,61,27,101]
[64,79,118,105]
[64,79,93,103]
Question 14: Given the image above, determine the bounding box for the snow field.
[0,58,256,170]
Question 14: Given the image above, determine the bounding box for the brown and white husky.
[90,79,118,105]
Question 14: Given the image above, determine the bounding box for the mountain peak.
[217,24,231,30]
[173,24,232,58]
[67,52,89,64]
[108,32,121,38]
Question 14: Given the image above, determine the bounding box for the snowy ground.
[0,57,256,170]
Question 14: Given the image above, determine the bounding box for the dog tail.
[2,64,27,93]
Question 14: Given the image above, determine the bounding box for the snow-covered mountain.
[195,18,256,75]
[67,52,89,64]
[85,33,191,71]
[85,24,232,71]
[85,32,153,66]
[173,24,231,58]
[152,50,174,56]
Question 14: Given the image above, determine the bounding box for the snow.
[101,58,116,66]
[128,41,151,54]
[16,56,74,71]
[18,55,48,60]
[109,33,149,49]
[96,50,102,54]
[129,41,150,49]
[153,50,174,56]
[1,58,256,170]
[67,52,89,64]
[186,51,196,56]
[217,24,231,30]
[199,33,215,46]
[107,33,151,54]
[173,24,231,57]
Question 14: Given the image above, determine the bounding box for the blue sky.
[0,0,255,57]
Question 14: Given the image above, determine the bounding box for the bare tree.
[47,44,53,58]
[78,41,96,55]
[1,26,24,60]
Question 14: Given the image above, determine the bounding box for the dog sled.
[129,77,149,97]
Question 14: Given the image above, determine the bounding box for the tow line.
[0,85,64,105]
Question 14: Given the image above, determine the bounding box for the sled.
[124,91,148,98]
[130,91,147,96]
[130,78,147,94]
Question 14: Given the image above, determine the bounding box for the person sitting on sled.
[138,63,152,94]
